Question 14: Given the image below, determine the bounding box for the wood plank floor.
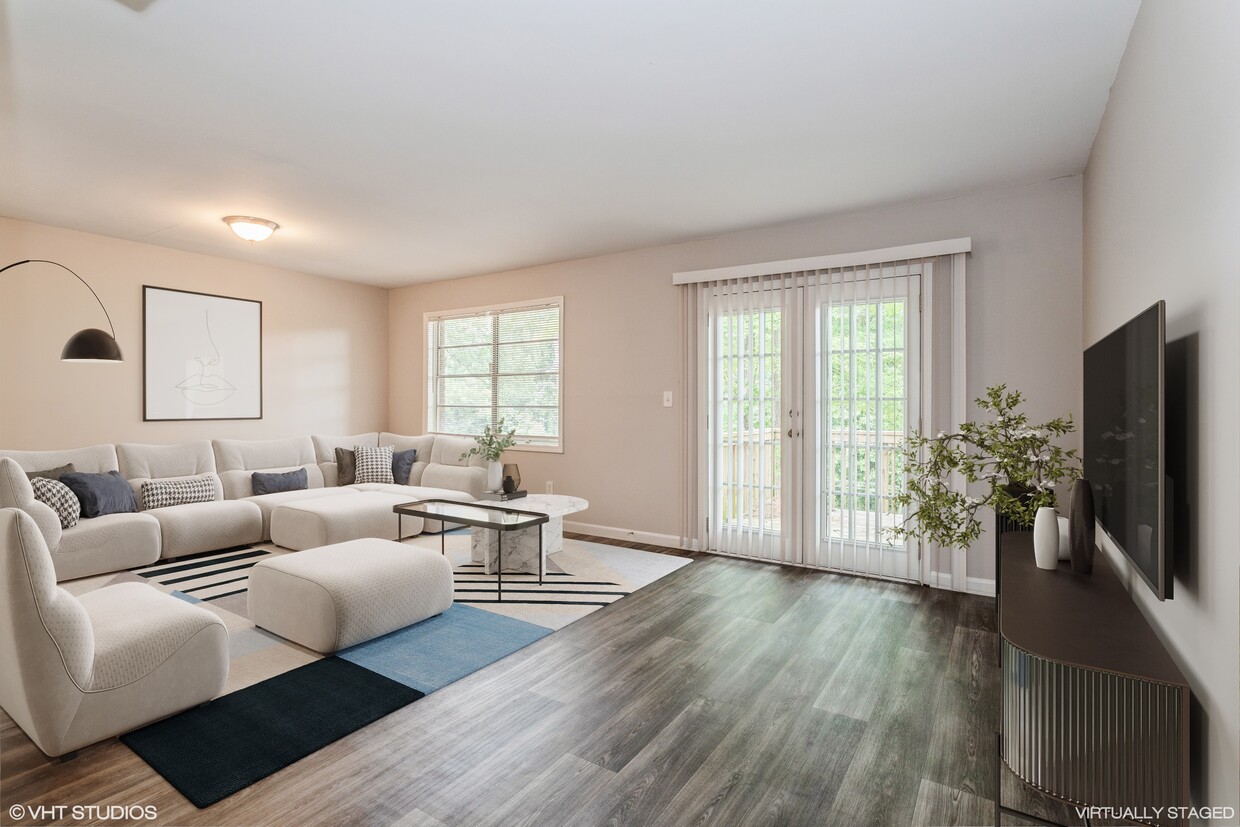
[1,541,1081,826]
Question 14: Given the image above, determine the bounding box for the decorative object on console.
[251,468,308,496]
[478,490,527,501]
[392,449,417,485]
[353,445,395,484]
[1032,506,1059,570]
[334,447,357,486]
[60,470,138,518]
[30,477,80,528]
[0,259,124,361]
[144,286,262,421]
[222,215,279,242]
[1057,516,1070,561]
[502,463,521,494]
[140,474,219,510]
[461,418,518,493]
[1069,478,1095,574]
[889,385,1081,558]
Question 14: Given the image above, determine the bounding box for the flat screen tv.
[1083,301,1170,600]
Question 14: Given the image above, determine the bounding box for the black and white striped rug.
[134,546,274,601]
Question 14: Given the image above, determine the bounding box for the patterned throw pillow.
[30,476,81,529]
[140,474,218,510]
[353,445,394,484]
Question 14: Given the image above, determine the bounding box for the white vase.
[1057,516,1071,561]
[486,460,503,493]
[1033,507,1060,570]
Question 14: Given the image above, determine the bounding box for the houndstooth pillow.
[353,445,394,484]
[31,476,81,529]
[140,474,218,510]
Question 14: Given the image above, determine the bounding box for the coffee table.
[393,499,548,602]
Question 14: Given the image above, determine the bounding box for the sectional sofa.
[0,432,487,581]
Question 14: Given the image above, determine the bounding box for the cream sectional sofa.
[0,432,487,581]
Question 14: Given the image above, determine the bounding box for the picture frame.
[143,286,263,421]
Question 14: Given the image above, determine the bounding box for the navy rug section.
[133,546,274,602]
[121,658,422,809]
[338,603,551,693]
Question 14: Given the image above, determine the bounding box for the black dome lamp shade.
[0,259,124,362]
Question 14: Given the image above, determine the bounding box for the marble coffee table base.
[471,517,564,575]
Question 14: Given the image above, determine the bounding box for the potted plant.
[461,418,519,492]
[887,385,1080,568]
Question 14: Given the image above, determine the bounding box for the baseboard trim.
[564,521,687,550]
[927,571,996,597]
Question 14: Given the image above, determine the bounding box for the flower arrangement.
[460,418,518,463]
[888,385,1080,550]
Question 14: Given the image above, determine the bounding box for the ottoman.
[269,492,422,550]
[248,538,453,653]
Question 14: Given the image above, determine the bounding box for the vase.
[1033,507,1059,570]
[1057,516,1071,561]
[502,463,521,494]
[1069,479,1095,574]
[486,460,503,493]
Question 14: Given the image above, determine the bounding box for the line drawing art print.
[144,286,262,420]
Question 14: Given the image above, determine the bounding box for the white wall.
[391,176,1084,582]
[1083,0,1240,806]
[0,217,391,448]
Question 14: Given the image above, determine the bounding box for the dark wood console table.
[996,532,1190,826]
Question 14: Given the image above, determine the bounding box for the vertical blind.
[679,247,968,589]
[425,298,563,448]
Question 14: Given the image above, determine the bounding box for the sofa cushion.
[54,513,161,582]
[116,441,216,480]
[379,433,436,485]
[27,463,76,482]
[252,468,308,496]
[30,478,80,529]
[392,449,417,485]
[244,487,359,540]
[149,500,263,558]
[140,474,219,511]
[353,446,394,485]
[269,492,421,550]
[213,436,316,473]
[334,447,357,486]
[61,471,138,518]
[0,444,119,475]
[312,433,379,464]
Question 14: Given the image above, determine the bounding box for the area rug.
[120,658,422,808]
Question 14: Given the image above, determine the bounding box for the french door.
[705,268,923,581]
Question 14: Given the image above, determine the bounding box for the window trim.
[422,296,564,454]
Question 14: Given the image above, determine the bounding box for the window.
[425,298,563,450]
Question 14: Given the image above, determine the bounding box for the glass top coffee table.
[393,499,549,602]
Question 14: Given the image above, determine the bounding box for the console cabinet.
[997,532,1190,826]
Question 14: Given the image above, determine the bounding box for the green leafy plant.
[461,418,518,462]
[888,385,1080,550]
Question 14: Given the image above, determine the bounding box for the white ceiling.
[0,0,1139,287]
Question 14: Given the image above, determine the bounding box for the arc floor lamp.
[0,259,123,361]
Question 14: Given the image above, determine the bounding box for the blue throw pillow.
[252,468,309,496]
[60,470,139,518]
[392,449,417,485]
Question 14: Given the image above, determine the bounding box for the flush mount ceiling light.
[222,215,279,242]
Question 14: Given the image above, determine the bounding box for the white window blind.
[425,298,563,449]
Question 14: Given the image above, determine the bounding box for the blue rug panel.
[338,603,551,693]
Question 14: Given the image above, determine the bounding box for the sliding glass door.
[705,269,922,581]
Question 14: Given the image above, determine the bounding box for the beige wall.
[0,217,390,448]
[1083,0,1240,805]
[390,176,1084,581]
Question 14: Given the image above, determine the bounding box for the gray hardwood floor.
[1,542,1079,826]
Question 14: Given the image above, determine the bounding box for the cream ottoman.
[248,538,453,653]
[269,492,422,550]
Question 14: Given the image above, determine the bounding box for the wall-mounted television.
[1083,301,1170,600]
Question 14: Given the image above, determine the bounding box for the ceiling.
[0,0,1139,287]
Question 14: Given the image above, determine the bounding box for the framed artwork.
[143,286,263,421]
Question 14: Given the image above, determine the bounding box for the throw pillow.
[140,474,218,511]
[353,445,394,484]
[30,476,81,529]
[60,470,138,518]
[392,448,417,485]
[252,468,308,496]
[26,462,76,482]
[334,447,357,486]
